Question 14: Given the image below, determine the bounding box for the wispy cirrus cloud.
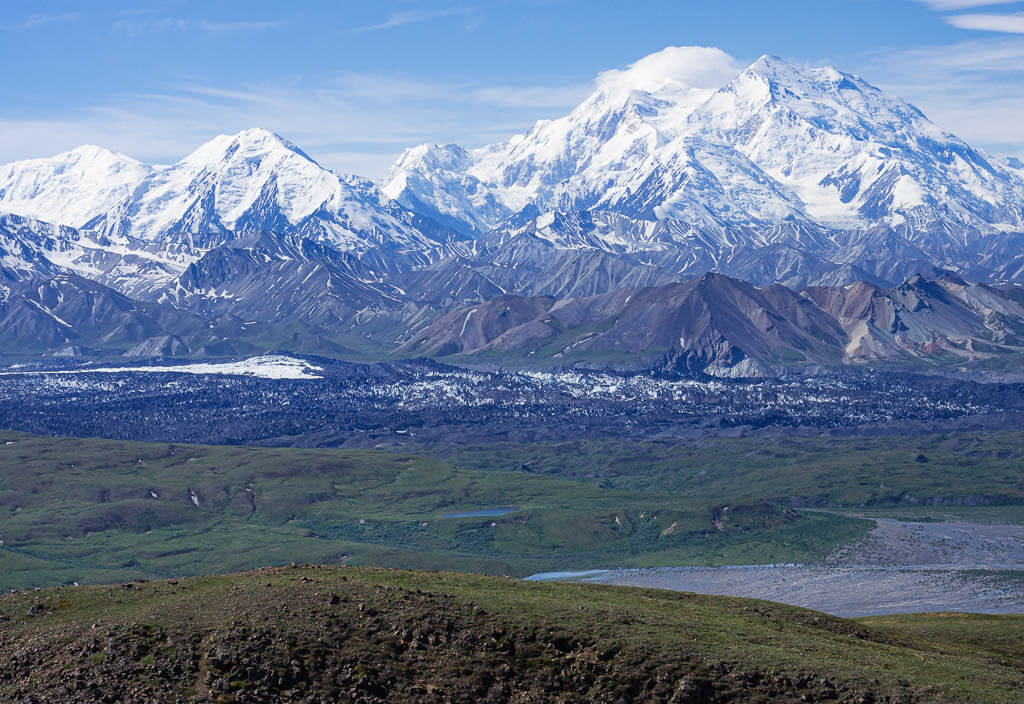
[887,36,1024,70]
[862,37,1024,159]
[0,67,591,178]
[2,12,81,30]
[894,1,1024,156]
[945,12,1024,33]
[111,17,283,35]
[197,20,284,33]
[352,7,479,32]
[914,0,1024,34]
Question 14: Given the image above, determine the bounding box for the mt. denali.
[386,50,1024,237]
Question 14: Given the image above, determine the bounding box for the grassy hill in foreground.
[2,566,1023,703]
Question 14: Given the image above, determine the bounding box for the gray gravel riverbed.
[529,518,1024,617]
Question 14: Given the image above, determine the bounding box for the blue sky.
[2,0,1023,177]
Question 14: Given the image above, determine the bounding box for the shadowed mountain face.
[5,225,1024,376]
[0,274,204,357]
[398,271,1024,376]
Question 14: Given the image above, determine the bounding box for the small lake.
[442,506,520,518]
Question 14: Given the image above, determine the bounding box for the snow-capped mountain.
[90,129,444,255]
[385,49,1024,246]
[0,145,152,230]
[693,56,1024,233]
[3,46,1024,372]
[0,129,459,298]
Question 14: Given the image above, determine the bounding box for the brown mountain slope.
[395,272,1024,375]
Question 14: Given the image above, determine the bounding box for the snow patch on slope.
[0,355,323,379]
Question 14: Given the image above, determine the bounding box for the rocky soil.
[4,566,1012,703]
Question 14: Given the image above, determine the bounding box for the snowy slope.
[0,129,449,261]
[0,146,152,228]
[0,129,457,300]
[383,59,733,234]
[0,212,196,298]
[2,354,324,379]
[91,128,443,254]
[692,56,1024,234]
[0,214,80,281]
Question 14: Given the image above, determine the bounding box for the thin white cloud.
[111,17,282,35]
[197,20,283,33]
[917,0,1020,9]
[472,84,593,108]
[888,37,1024,70]
[0,67,590,179]
[353,7,477,32]
[1,12,81,30]
[24,12,80,28]
[945,12,1024,33]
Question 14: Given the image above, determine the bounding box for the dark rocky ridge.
[3,565,1022,703]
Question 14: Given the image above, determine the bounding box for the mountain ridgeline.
[2,49,1024,375]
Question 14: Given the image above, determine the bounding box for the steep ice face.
[384,78,726,234]
[383,46,741,235]
[692,55,1024,232]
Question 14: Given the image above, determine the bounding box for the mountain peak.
[62,143,142,164]
[740,54,871,99]
[181,128,318,169]
[746,54,799,75]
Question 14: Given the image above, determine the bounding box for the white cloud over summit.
[595,46,743,94]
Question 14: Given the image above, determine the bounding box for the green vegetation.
[440,433,1024,504]
[2,566,1023,702]
[859,611,1024,674]
[2,428,1023,589]
[0,431,871,589]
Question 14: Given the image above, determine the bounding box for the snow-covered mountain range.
[2,47,1024,372]
[0,128,455,298]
